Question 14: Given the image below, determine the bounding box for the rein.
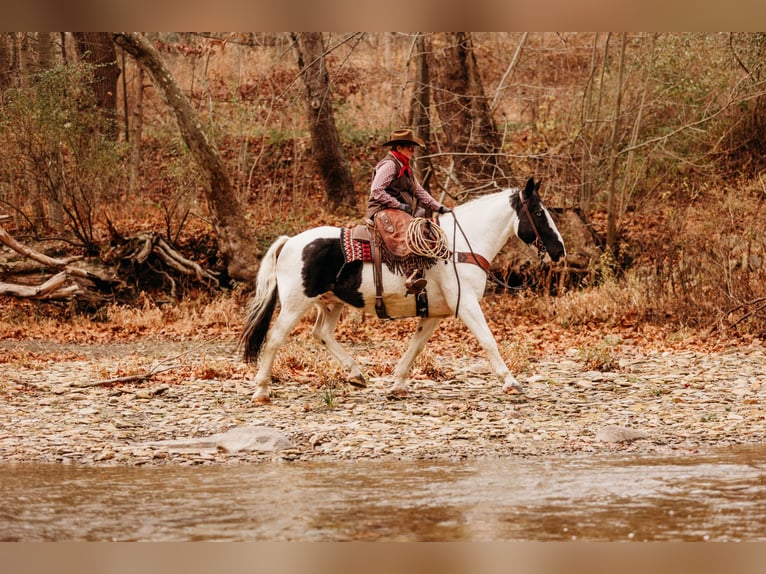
[447,192,547,317]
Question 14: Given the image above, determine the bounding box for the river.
[1,445,764,541]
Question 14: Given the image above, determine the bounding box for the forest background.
[1,32,765,360]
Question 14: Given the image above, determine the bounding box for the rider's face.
[396,144,415,160]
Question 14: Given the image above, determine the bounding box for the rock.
[94,448,115,462]
[147,426,295,454]
[595,425,649,443]
[215,426,295,453]
[1,339,764,465]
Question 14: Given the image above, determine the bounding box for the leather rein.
[448,192,548,316]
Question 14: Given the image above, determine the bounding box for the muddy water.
[1,446,765,541]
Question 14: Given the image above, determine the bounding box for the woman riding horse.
[367,128,452,293]
[241,177,566,403]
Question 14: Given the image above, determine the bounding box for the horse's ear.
[534,179,542,193]
[523,177,535,199]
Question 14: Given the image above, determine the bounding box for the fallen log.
[114,231,219,287]
[0,271,80,300]
[1,220,218,306]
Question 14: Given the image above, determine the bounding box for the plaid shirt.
[368,156,442,214]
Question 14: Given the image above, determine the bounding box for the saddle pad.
[340,228,372,263]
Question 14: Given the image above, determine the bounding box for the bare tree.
[72,33,120,140]
[408,33,434,190]
[605,33,627,251]
[0,33,11,89]
[291,32,356,212]
[428,32,512,191]
[128,64,144,199]
[112,32,261,284]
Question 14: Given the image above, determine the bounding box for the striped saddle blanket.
[340,227,372,264]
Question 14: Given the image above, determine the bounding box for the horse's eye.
[535,210,543,218]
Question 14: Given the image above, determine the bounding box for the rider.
[366,128,451,293]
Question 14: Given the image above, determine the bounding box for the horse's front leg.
[389,316,442,398]
[455,297,523,393]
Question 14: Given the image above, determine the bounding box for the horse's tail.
[240,235,290,363]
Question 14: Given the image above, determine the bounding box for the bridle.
[519,193,547,260]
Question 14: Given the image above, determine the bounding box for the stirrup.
[405,271,427,294]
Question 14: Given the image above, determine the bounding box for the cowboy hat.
[381,128,426,148]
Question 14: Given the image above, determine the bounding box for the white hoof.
[252,386,271,404]
[502,376,523,394]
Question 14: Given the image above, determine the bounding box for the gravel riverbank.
[1,338,764,466]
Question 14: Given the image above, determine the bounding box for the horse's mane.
[453,187,519,211]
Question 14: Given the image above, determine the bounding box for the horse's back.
[276,226,348,300]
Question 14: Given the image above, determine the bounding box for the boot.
[405,269,427,294]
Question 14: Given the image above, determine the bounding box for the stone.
[1,339,765,465]
[147,426,294,454]
[595,425,649,443]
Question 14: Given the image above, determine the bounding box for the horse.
[240,177,566,403]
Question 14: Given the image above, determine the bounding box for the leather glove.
[398,202,412,214]
[438,205,452,214]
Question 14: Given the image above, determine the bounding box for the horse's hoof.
[348,374,367,388]
[252,395,271,405]
[502,384,524,395]
[387,388,410,400]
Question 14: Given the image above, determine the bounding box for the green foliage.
[0,62,126,251]
[320,384,337,409]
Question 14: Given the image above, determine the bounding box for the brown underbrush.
[2,33,766,355]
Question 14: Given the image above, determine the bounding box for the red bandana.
[391,150,411,178]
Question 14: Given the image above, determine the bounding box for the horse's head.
[512,178,566,262]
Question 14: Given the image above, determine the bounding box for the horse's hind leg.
[389,316,442,398]
[312,300,366,388]
[252,298,313,403]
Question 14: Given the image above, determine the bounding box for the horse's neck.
[447,190,518,261]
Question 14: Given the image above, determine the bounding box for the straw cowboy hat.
[381,128,426,148]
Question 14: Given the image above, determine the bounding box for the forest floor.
[1,295,764,466]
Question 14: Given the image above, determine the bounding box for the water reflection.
[1,446,765,541]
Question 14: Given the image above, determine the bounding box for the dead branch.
[73,364,179,387]
[120,231,219,287]
[133,233,154,264]
[0,224,118,286]
[155,237,219,284]
[0,226,82,267]
[0,271,80,299]
[73,337,220,387]
[709,296,766,334]
[0,222,124,302]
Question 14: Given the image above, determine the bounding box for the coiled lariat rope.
[405,217,451,259]
[405,212,540,318]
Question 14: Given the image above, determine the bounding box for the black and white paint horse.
[240,177,566,402]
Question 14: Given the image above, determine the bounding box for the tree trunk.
[428,32,513,191]
[15,33,31,88]
[36,32,53,72]
[128,65,144,199]
[72,33,121,140]
[408,33,434,192]
[291,32,357,213]
[606,33,627,251]
[112,32,260,284]
[0,33,11,89]
[34,33,64,232]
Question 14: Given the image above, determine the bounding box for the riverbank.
[2,333,764,466]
